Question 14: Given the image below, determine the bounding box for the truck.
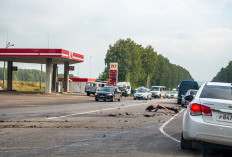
[116,82,131,97]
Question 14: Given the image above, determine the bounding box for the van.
[177,80,199,104]
[117,82,131,97]
[85,82,106,96]
[150,86,167,98]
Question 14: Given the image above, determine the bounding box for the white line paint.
[159,109,186,143]
[48,103,147,120]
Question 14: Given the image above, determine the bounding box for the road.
[0,94,231,157]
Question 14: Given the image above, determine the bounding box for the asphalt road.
[0,94,232,157]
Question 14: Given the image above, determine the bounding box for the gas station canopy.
[0,48,84,93]
[0,48,84,64]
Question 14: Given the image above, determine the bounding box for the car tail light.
[201,105,212,116]
[190,103,212,116]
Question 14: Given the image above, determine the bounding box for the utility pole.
[90,56,92,78]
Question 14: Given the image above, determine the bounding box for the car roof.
[206,82,232,87]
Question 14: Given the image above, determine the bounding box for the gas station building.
[0,48,84,93]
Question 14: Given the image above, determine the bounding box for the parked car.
[181,89,198,106]
[95,86,121,102]
[150,86,167,98]
[85,81,106,96]
[134,87,152,100]
[181,82,232,149]
[177,80,199,104]
[167,91,178,99]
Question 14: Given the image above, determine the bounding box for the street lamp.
[3,42,14,89]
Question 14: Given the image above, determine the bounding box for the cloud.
[155,28,232,81]
[0,0,231,81]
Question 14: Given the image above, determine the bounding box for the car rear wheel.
[181,132,193,150]
[95,98,99,101]
[87,92,90,96]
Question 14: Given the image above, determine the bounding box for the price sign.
[109,63,118,86]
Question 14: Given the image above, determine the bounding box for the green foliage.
[212,61,232,83]
[99,38,194,89]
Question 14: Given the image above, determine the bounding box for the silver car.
[181,82,232,149]
[134,87,152,100]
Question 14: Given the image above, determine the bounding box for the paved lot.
[0,93,231,157]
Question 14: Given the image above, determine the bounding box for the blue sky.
[0,0,232,81]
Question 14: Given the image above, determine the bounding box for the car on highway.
[85,81,106,96]
[150,86,167,98]
[177,80,199,104]
[95,86,121,102]
[181,82,232,149]
[181,89,198,106]
[167,91,178,99]
[134,87,152,100]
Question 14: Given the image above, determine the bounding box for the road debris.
[145,105,179,114]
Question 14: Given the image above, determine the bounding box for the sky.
[0,0,232,81]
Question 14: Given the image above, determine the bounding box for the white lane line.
[159,108,186,143]
[48,103,147,120]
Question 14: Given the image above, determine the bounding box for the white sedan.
[134,88,152,100]
[167,91,178,99]
[181,82,232,149]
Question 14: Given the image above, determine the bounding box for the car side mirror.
[185,95,193,102]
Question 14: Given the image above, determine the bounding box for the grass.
[0,80,45,92]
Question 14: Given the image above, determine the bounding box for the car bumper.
[134,96,147,99]
[95,95,113,100]
[183,113,232,146]
[151,93,159,97]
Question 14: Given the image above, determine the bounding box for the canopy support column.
[45,58,52,93]
[7,61,13,91]
[64,61,69,92]
[52,64,57,92]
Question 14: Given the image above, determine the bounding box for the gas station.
[0,48,84,93]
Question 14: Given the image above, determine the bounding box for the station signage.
[109,62,118,86]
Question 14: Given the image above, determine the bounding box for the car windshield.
[200,85,232,100]
[100,87,114,92]
[137,88,148,93]
[118,87,126,91]
[151,87,159,91]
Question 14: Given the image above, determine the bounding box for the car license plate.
[217,114,232,122]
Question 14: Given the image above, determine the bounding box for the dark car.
[95,86,121,102]
[177,80,199,104]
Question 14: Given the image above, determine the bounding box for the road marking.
[159,108,185,143]
[48,103,147,120]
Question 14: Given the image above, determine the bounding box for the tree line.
[0,68,76,82]
[212,61,232,83]
[99,38,194,89]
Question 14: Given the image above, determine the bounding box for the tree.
[100,38,194,89]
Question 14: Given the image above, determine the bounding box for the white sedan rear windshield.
[200,85,232,100]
